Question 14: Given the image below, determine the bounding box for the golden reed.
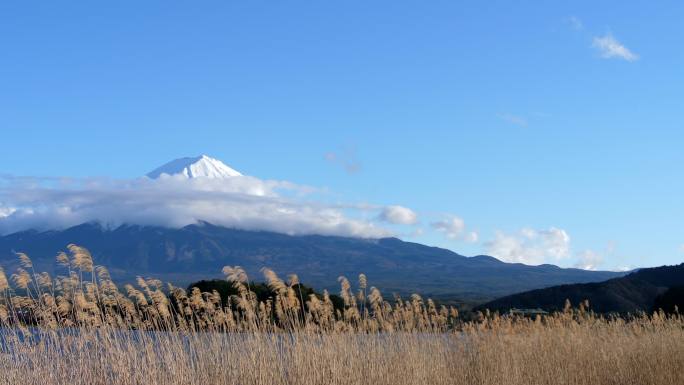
[0,245,681,385]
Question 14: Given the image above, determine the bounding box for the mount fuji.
[146,155,243,179]
[0,155,628,304]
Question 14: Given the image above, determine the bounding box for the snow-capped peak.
[146,155,243,179]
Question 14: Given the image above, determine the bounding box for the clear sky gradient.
[1,1,682,270]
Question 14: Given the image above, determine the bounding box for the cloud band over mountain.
[0,174,390,238]
[0,155,620,271]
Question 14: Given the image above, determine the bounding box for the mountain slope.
[480,263,684,313]
[0,222,625,303]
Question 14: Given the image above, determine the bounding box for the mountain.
[146,155,242,179]
[480,263,684,313]
[0,222,624,304]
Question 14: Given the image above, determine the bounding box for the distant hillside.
[0,222,624,303]
[480,263,684,313]
[653,286,684,313]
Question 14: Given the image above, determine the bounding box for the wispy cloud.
[592,34,639,62]
[325,147,361,174]
[566,16,583,31]
[0,206,15,218]
[498,113,528,127]
[464,231,479,243]
[574,249,603,270]
[431,216,478,243]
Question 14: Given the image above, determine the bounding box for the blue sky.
[1,1,683,270]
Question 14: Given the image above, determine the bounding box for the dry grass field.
[0,245,681,385]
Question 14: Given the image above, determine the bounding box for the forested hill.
[480,263,684,313]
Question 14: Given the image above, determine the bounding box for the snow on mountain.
[146,155,243,179]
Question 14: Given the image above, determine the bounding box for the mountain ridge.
[0,222,626,304]
[479,263,684,313]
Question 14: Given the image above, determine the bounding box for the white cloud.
[498,113,528,127]
[592,34,639,61]
[485,227,571,265]
[486,228,612,269]
[379,205,418,225]
[0,175,390,238]
[574,249,603,270]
